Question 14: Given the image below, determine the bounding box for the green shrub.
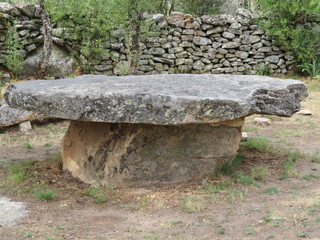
[4,21,24,76]
[43,0,164,73]
[298,56,320,78]
[34,189,56,201]
[256,0,320,71]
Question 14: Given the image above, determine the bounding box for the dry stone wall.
[0,2,294,76]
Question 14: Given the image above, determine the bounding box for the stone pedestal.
[62,119,243,187]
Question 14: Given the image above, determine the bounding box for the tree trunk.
[37,0,52,79]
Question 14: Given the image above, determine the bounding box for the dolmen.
[4,74,308,187]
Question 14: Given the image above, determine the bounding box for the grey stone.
[252,29,264,35]
[110,29,126,40]
[167,15,185,28]
[22,43,75,77]
[296,109,312,116]
[175,58,185,65]
[152,13,165,23]
[202,24,213,30]
[148,48,165,55]
[193,36,212,46]
[236,8,253,19]
[192,60,205,70]
[241,35,261,44]
[182,29,194,35]
[19,121,32,132]
[114,61,129,75]
[265,55,280,64]
[201,15,228,26]
[241,132,248,141]
[253,117,272,126]
[222,32,235,39]
[176,51,188,58]
[163,53,176,59]
[138,65,154,72]
[154,63,164,71]
[252,42,263,49]
[5,74,308,125]
[15,2,36,18]
[169,47,184,53]
[230,22,242,29]
[0,99,35,127]
[0,197,28,226]
[158,19,168,28]
[206,26,224,35]
[18,29,29,37]
[222,42,241,49]
[25,44,36,52]
[217,48,228,55]
[235,51,249,59]
[0,2,20,16]
[0,73,11,84]
[153,57,174,65]
[258,47,272,53]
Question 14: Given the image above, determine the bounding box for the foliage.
[41,0,164,73]
[256,0,320,70]
[298,56,320,78]
[4,21,24,76]
[34,188,56,201]
[176,0,223,16]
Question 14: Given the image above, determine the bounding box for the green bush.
[256,0,320,72]
[4,21,24,76]
[43,0,164,73]
[298,56,320,78]
[176,0,223,16]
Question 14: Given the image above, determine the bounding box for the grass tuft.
[34,189,56,201]
[182,195,206,213]
[262,187,280,195]
[218,153,244,176]
[7,160,36,184]
[241,137,270,152]
[86,186,108,203]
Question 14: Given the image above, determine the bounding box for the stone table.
[4,74,308,187]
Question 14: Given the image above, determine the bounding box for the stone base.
[62,120,243,187]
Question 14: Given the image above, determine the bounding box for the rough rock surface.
[0,99,35,127]
[5,74,308,125]
[62,120,243,187]
[22,44,75,77]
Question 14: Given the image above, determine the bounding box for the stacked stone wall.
[0,2,299,76]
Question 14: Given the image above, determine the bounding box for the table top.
[5,74,307,125]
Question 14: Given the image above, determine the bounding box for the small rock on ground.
[241,132,248,141]
[19,121,32,132]
[296,109,312,116]
[253,117,272,126]
[0,197,29,226]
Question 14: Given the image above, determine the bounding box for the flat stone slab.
[0,197,28,226]
[0,99,36,127]
[4,74,308,125]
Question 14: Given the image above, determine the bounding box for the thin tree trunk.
[37,0,52,79]
[128,10,143,74]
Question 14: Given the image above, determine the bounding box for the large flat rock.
[4,74,308,125]
[0,99,35,127]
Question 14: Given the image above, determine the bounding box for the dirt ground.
[0,79,320,240]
